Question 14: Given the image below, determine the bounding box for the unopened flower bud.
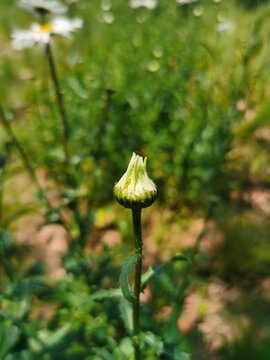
[114,153,157,210]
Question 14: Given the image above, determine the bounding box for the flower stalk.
[0,152,6,227]
[45,41,69,167]
[10,3,85,242]
[114,153,157,359]
[45,42,86,244]
[132,208,143,360]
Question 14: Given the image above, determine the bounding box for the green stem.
[175,225,207,305]
[0,169,3,226]
[45,42,86,243]
[97,89,114,151]
[45,41,69,167]
[164,220,209,338]
[132,208,142,360]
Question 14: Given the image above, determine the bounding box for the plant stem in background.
[176,222,207,307]
[176,203,215,309]
[0,169,3,226]
[132,208,143,360]
[0,105,53,210]
[45,41,69,167]
[46,43,69,166]
[163,219,209,339]
[97,89,114,151]
[168,208,213,333]
[45,42,86,243]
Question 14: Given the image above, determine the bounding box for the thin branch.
[45,41,69,166]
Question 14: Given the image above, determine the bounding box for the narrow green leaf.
[4,350,32,360]
[39,324,73,347]
[119,254,140,303]
[89,288,123,300]
[141,265,162,291]
[140,331,164,355]
[163,346,191,360]
[119,337,133,357]
[141,266,155,290]
[0,309,13,320]
[88,289,123,301]
[119,298,133,334]
[93,347,114,360]
[0,326,20,358]
[174,352,190,360]
[79,289,123,307]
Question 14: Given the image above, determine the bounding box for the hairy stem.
[45,41,69,167]
[97,89,114,151]
[132,208,143,360]
[0,169,3,226]
[45,42,86,243]
[176,224,207,306]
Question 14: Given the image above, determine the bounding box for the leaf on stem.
[119,253,141,303]
[119,298,133,334]
[140,331,164,355]
[141,265,162,291]
[79,288,123,306]
[140,331,191,359]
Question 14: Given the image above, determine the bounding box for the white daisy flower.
[129,0,157,10]
[18,0,67,15]
[176,0,198,4]
[11,17,83,50]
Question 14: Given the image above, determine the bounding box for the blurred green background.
[1,0,270,359]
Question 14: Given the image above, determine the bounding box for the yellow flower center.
[38,23,53,33]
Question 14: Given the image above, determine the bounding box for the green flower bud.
[114,153,157,210]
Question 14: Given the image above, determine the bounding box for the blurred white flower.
[102,12,115,24]
[153,45,163,58]
[129,0,157,10]
[148,60,160,72]
[101,0,111,11]
[176,0,198,4]
[193,5,203,16]
[217,20,235,33]
[18,0,67,14]
[11,17,82,50]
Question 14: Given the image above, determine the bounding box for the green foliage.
[82,288,123,303]
[2,0,261,209]
[1,0,270,359]
[0,326,20,359]
[236,0,270,9]
[219,333,270,360]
